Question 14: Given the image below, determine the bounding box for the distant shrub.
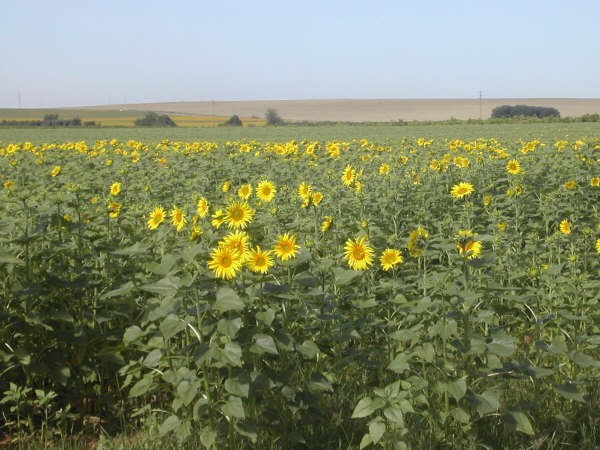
[134,112,177,127]
[491,105,560,119]
[221,114,243,126]
[265,108,283,126]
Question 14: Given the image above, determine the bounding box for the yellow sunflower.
[590,177,600,187]
[222,181,231,192]
[108,201,122,219]
[197,197,209,218]
[147,206,166,230]
[596,238,600,254]
[407,227,430,257]
[207,246,242,280]
[450,182,475,199]
[51,166,61,177]
[247,246,275,274]
[344,236,374,270]
[238,183,253,200]
[110,182,122,196]
[380,248,403,271]
[564,180,577,190]
[342,165,355,186]
[311,191,324,206]
[457,240,483,259]
[211,208,226,229]
[225,201,255,230]
[273,233,300,261]
[257,180,277,202]
[506,160,522,175]
[170,206,187,231]
[559,219,572,235]
[379,164,390,175]
[321,216,333,233]
[220,231,251,262]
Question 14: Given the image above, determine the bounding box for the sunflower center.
[352,247,365,260]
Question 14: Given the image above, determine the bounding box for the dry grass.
[80,98,600,122]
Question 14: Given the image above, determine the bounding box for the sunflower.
[408,227,430,257]
[220,231,251,262]
[170,206,187,231]
[207,246,242,280]
[506,160,522,175]
[564,180,577,190]
[342,165,355,186]
[344,236,374,270]
[225,201,255,229]
[311,191,324,206]
[108,201,122,219]
[321,216,333,233]
[379,164,390,175]
[257,180,277,202]
[457,240,483,259]
[596,238,600,254]
[4,180,15,190]
[483,195,492,207]
[190,225,202,241]
[147,206,166,229]
[51,166,61,177]
[298,182,312,200]
[380,248,403,271]
[247,246,275,274]
[450,182,475,199]
[238,183,253,200]
[110,182,122,196]
[590,177,600,187]
[222,181,231,192]
[211,208,226,228]
[197,197,209,218]
[559,219,572,235]
[273,233,300,261]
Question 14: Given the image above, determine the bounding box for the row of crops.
[1,136,599,448]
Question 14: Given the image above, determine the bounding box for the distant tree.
[491,105,560,119]
[265,108,283,126]
[135,112,177,127]
[221,114,243,126]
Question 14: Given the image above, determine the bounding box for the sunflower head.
[273,233,300,261]
[225,201,255,230]
[344,236,374,271]
[257,180,277,202]
[380,248,403,271]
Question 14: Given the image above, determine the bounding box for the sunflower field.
[1,136,599,449]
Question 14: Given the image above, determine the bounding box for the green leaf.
[217,317,242,338]
[359,433,373,450]
[0,251,23,265]
[214,287,244,313]
[255,308,275,326]
[112,241,151,256]
[308,372,333,393]
[250,334,279,355]
[297,340,320,359]
[234,420,257,443]
[160,314,185,340]
[102,281,135,299]
[224,376,250,398]
[199,426,217,449]
[352,397,385,418]
[219,342,242,367]
[159,414,180,437]
[507,411,535,435]
[148,253,178,275]
[473,389,500,416]
[451,407,470,424]
[143,349,162,368]
[554,384,585,402]
[177,380,199,406]
[447,378,467,401]
[387,353,410,373]
[383,405,404,426]
[569,351,600,368]
[129,375,154,398]
[368,417,386,444]
[487,330,516,357]
[140,276,180,295]
[221,396,245,419]
[333,268,361,286]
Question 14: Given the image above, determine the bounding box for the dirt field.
[81,98,600,122]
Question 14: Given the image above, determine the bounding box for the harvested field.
[82,98,600,122]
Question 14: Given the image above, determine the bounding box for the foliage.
[265,108,283,126]
[0,114,91,127]
[0,134,599,449]
[491,104,560,119]
[220,114,243,127]
[134,112,177,127]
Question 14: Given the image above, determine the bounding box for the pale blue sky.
[1,0,598,107]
